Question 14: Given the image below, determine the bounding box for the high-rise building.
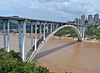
[88,14,94,25]
[81,15,85,25]
[74,14,100,25]
[94,14,99,23]
[88,14,92,21]
[74,18,78,24]
[74,18,81,24]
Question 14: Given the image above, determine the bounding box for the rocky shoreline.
[51,35,100,43]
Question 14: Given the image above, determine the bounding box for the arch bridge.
[0,16,87,62]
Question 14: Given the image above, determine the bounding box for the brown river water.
[0,34,100,73]
[36,38,100,73]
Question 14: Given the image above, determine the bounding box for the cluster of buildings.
[74,14,100,25]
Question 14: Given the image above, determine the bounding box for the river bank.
[51,35,100,43]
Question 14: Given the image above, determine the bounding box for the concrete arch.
[28,25,82,61]
[46,25,82,42]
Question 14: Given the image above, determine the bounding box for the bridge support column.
[22,21,26,61]
[78,26,85,41]
[7,20,10,52]
[46,24,49,34]
[18,21,27,61]
[18,21,23,59]
[34,22,37,51]
[30,22,33,49]
[50,23,53,33]
[56,24,58,28]
[39,24,42,38]
[43,23,46,40]
[3,20,7,51]
[52,24,55,31]
[81,27,86,40]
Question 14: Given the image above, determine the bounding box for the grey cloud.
[0,0,100,21]
[36,0,70,2]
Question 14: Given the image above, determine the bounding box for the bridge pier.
[43,23,46,40]
[3,20,11,52]
[22,21,26,61]
[77,26,87,41]
[3,20,7,51]
[30,22,33,48]
[7,20,10,52]
[39,23,42,38]
[18,21,27,61]
[56,24,58,28]
[50,23,53,33]
[52,25,55,31]
[46,24,49,34]
[34,22,37,51]
[18,21,23,58]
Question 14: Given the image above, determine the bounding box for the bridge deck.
[0,16,66,24]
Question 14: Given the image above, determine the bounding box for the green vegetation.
[0,48,72,73]
[0,48,53,73]
[85,25,100,40]
[54,25,100,41]
[55,27,77,39]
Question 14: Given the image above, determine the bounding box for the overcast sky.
[0,0,100,21]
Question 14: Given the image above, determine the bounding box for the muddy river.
[0,34,100,73]
[36,39,100,73]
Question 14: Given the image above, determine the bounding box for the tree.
[0,49,53,73]
[55,27,77,39]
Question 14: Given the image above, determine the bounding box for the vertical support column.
[56,23,58,29]
[22,20,26,61]
[82,26,86,40]
[78,26,81,36]
[52,24,54,31]
[18,21,22,57]
[50,23,53,33]
[46,24,49,34]
[76,26,78,29]
[34,22,37,51]
[3,20,7,50]
[43,23,46,41]
[39,23,42,38]
[79,26,83,38]
[30,22,33,48]
[7,20,10,52]
[80,27,82,34]
[82,27,84,39]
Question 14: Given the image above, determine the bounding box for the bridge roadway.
[0,16,89,27]
[0,16,87,61]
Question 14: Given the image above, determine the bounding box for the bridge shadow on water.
[32,41,78,61]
